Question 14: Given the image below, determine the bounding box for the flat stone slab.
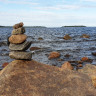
[12,27,25,35]
[0,60,96,96]
[9,34,27,44]
[9,51,32,60]
[9,41,31,51]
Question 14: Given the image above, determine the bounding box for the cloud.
[0,0,39,5]
[82,0,96,2]
[36,5,80,10]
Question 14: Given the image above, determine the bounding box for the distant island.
[0,26,5,27]
[62,25,86,27]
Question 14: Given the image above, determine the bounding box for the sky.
[0,0,96,27]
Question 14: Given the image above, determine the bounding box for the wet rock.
[61,61,73,70]
[63,34,72,40]
[81,57,89,61]
[0,41,7,46]
[1,49,7,51]
[30,47,41,51]
[9,41,31,51]
[68,60,77,63]
[2,62,9,68]
[81,34,90,38]
[9,51,32,60]
[12,27,25,35]
[0,60,96,96]
[64,54,70,57]
[38,37,43,40]
[92,52,96,56]
[57,59,63,61]
[48,52,60,59]
[9,34,27,44]
[13,22,24,29]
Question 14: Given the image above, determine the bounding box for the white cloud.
[82,0,96,2]
[0,0,39,5]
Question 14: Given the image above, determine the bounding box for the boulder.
[13,22,24,29]
[9,51,32,60]
[81,34,90,38]
[63,34,72,40]
[9,34,27,44]
[0,60,96,96]
[61,61,73,70]
[12,27,25,35]
[48,52,60,59]
[9,41,31,51]
[30,47,41,51]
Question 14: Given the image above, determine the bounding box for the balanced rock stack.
[9,22,32,60]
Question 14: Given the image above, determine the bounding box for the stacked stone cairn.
[9,22,32,60]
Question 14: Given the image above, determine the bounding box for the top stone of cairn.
[13,22,24,29]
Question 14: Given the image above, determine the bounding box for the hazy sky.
[0,0,96,27]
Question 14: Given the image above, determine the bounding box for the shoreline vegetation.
[62,25,86,27]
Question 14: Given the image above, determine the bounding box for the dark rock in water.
[0,41,7,46]
[38,37,43,40]
[64,54,70,57]
[9,51,32,60]
[13,22,23,29]
[1,49,7,51]
[9,41,31,51]
[9,34,27,44]
[0,60,96,96]
[12,27,25,35]
[92,52,96,56]
[30,47,41,51]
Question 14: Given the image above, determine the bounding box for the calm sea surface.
[0,27,96,69]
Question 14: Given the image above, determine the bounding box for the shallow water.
[0,27,96,69]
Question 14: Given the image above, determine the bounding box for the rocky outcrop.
[0,60,96,96]
[79,64,96,88]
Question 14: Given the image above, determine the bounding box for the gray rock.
[9,51,32,60]
[9,41,31,51]
[12,27,25,35]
